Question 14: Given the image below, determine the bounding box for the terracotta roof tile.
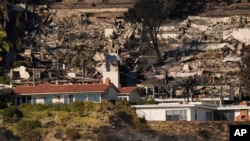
[118,87,138,94]
[14,84,113,95]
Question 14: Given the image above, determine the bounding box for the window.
[75,94,87,102]
[195,110,197,120]
[88,93,100,102]
[44,95,52,105]
[166,110,187,121]
[206,112,213,120]
[214,110,235,121]
[69,95,74,104]
[56,95,61,100]
[118,97,128,101]
[32,96,36,104]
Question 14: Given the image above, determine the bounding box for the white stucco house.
[132,101,250,121]
[132,102,216,121]
[13,78,118,105]
[118,87,141,102]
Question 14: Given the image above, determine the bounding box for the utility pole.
[220,77,223,107]
[82,66,84,84]
[32,68,35,86]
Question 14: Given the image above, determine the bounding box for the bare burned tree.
[241,46,250,98]
[124,0,206,62]
[124,0,166,61]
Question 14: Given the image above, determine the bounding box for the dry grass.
[54,111,71,125]
[81,117,108,128]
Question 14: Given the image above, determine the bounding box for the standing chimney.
[105,77,111,85]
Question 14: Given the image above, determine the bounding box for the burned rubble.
[9,1,250,103]
[13,7,142,86]
[145,15,250,102]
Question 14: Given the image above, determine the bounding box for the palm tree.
[0,31,11,53]
[0,30,12,73]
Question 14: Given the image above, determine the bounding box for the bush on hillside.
[16,119,41,131]
[115,101,142,129]
[84,101,96,112]
[16,120,42,141]
[20,104,46,112]
[2,106,23,122]
[69,101,84,113]
[0,76,11,84]
[0,101,7,109]
[65,127,80,140]
[47,103,70,111]
[97,100,114,112]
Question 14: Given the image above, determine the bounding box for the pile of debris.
[144,15,250,101]
[14,10,142,85]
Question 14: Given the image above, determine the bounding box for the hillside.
[1,101,250,141]
[0,101,149,141]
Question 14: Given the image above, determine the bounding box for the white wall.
[36,95,44,104]
[136,108,190,121]
[190,108,213,121]
[52,95,65,103]
[103,71,120,88]
[235,110,240,120]
[136,107,213,121]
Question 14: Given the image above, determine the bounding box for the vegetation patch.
[2,106,23,123]
[65,127,80,140]
[16,119,42,141]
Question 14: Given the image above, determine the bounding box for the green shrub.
[48,103,70,111]
[84,101,96,112]
[65,127,80,140]
[0,76,11,84]
[16,119,42,141]
[2,106,23,122]
[16,119,41,131]
[32,104,46,111]
[0,101,7,109]
[69,101,84,113]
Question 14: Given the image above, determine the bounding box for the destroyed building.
[138,13,250,103]
[8,1,250,104]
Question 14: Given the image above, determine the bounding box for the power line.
[119,71,143,82]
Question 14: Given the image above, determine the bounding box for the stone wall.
[140,121,250,141]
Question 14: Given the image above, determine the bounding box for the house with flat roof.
[13,78,118,105]
[132,101,250,121]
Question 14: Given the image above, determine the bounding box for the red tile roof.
[14,84,113,95]
[118,87,138,94]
